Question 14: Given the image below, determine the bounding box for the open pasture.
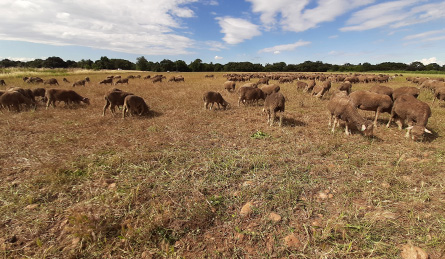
[0,71,444,258]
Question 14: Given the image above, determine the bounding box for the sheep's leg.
[345,123,350,135]
[270,111,275,126]
[209,103,214,110]
[103,101,110,116]
[386,109,395,128]
[204,102,208,110]
[405,128,411,138]
[331,117,337,133]
[374,109,380,127]
[328,113,332,126]
[395,119,403,130]
[278,112,283,127]
[122,105,127,118]
[217,103,221,110]
[238,97,242,107]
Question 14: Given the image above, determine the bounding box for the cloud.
[329,35,339,39]
[0,56,41,62]
[216,17,261,44]
[214,55,223,60]
[0,0,199,55]
[403,29,445,40]
[246,0,374,32]
[418,57,444,66]
[258,40,311,53]
[341,1,445,31]
[205,41,227,51]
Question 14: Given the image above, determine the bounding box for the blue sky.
[0,0,444,66]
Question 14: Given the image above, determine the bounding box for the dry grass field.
[0,71,444,258]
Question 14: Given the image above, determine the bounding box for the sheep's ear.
[361,124,366,131]
[424,128,432,134]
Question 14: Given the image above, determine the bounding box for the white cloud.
[0,0,199,55]
[403,29,445,40]
[329,35,339,39]
[258,40,311,53]
[216,17,261,44]
[205,41,227,51]
[214,55,223,60]
[0,56,41,62]
[418,57,444,66]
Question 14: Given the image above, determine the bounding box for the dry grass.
[0,72,444,258]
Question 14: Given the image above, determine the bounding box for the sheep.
[224,81,236,92]
[72,79,87,87]
[386,94,431,140]
[103,88,134,116]
[304,79,316,93]
[45,89,90,108]
[205,74,214,78]
[26,77,44,84]
[143,75,151,80]
[63,78,70,83]
[85,77,90,82]
[327,92,374,136]
[238,87,265,106]
[257,77,269,85]
[100,78,113,85]
[32,88,46,102]
[312,80,331,98]
[203,91,229,110]
[369,84,393,98]
[122,95,150,118]
[0,91,35,112]
[296,81,308,90]
[263,92,285,126]
[349,90,393,127]
[168,76,184,82]
[43,78,59,85]
[8,87,36,103]
[338,81,352,94]
[22,77,29,82]
[241,82,258,88]
[152,77,162,83]
[260,84,280,96]
[432,86,445,104]
[0,79,6,86]
[392,86,420,100]
[0,90,4,97]
[115,78,129,85]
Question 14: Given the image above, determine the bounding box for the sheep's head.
[82,98,90,105]
[361,121,374,137]
[407,125,432,141]
[222,101,230,110]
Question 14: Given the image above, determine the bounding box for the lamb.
[327,92,374,136]
[100,78,113,85]
[386,94,431,140]
[304,79,316,93]
[0,91,35,112]
[238,87,265,106]
[72,79,87,87]
[338,81,352,94]
[369,84,393,98]
[349,90,393,127]
[392,86,420,100]
[115,78,129,85]
[263,92,285,126]
[312,80,332,98]
[260,84,280,96]
[0,79,5,86]
[122,95,150,118]
[103,88,134,116]
[45,89,90,108]
[202,91,229,110]
[224,81,236,92]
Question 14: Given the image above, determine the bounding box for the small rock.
[269,212,281,222]
[283,234,301,250]
[242,181,253,187]
[328,194,334,199]
[312,220,321,227]
[318,192,328,199]
[381,182,390,188]
[400,244,428,259]
[72,237,80,246]
[240,202,253,217]
[25,204,39,210]
[108,183,116,189]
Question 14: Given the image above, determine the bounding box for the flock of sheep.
[1,72,444,141]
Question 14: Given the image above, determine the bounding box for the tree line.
[1,56,444,73]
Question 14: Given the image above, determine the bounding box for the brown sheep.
[386,94,431,140]
[0,91,35,112]
[260,84,280,96]
[43,78,59,85]
[296,81,308,90]
[45,89,90,108]
[257,77,269,85]
[304,79,316,93]
[224,81,236,92]
[203,91,229,110]
[103,89,134,116]
[72,79,87,87]
[369,84,393,98]
[8,87,36,103]
[0,79,6,86]
[152,77,162,83]
[168,76,184,82]
[32,88,46,102]
[238,87,265,106]
[63,78,70,83]
[115,78,129,85]
[26,77,44,84]
[392,86,420,100]
[263,92,285,126]
[338,81,352,94]
[433,86,445,104]
[143,75,151,80]
[349,90,393,127]
[122,95,150,118]
[100,78,113,85]
[327,92,374,136]
[312,80,332,98]
[205,74,214,78]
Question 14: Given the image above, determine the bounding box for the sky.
[0,0,444,66]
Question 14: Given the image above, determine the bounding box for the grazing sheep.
[0,79,6,86]
[8,87,36,103]
[261,84,280,96]
[43,78,59,85]
[100,78,113,85]
[152,77,162,83]
[238,87,265,106]
[168,76,184,82]
[386,94,431,140]
[203,91,229,110]
[85,77,90,82]
[143,75,151,80]
[26,77,44,84]
[0,90,4,97]
[392,86,420,100]
[304,79,316,93]
[122,95,150,118]
[63,78,70,83]
[338,81,352,94]
[103,88,134,116]
[313,80,332,98]
[257,77,269,85]
[369,84,393,98]
[0,91,35,112]
[433,86,445,104]
[205,74,214,78]
[22,77,29,82]
[263,92,285,126]
[296,81,308,90]
[241,82,258,88]
[115,78,129,85]
[224,81,236,92]
[349,90,393,127]
[72,79,87,87]
[45,89,90,108]
[327,92,374,136]
[32,88,46,102]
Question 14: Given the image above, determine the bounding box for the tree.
[407,61,425,71]
[189,59,203,72]
[43,56,67,68]
[136,56,150,71]
[159,59,175,72]
[425,63,441,71]
[175,60,189,72]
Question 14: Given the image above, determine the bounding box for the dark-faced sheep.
[224,81,236,92]
[122,95,150,118]
[45,89,90,108]
[263,92,285,126]
[44,78,59,85]
[8,87,36,104]
[115,78,129,85]
[0,91,35,112]
[327,92,374,136]
[392,86,420,100]
[261,84,280,96]
[312,80,331,98]
[103,89,134,116]
[0,79,6,86]
[386,94,431,140]
[349,90,393,127]
[203,91,229,110]
[100,78,113,85]
[238,87,265,106]
[72,79,87,87]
